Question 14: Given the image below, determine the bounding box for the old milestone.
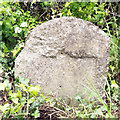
[15,17,110,98]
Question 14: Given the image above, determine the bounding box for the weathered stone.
[15,17,110,98]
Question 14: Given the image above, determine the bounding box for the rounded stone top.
[15,17,110,98]
[26,17,110,58]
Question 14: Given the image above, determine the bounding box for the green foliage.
[0,77,50,119]
[74,83,119,118]
[1,2,40,73]
[1,1,119,119]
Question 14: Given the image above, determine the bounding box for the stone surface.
[15,17,110,98]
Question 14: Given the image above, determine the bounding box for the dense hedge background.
[0,1,120,119]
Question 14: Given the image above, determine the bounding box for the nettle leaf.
[29,85,41,97]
